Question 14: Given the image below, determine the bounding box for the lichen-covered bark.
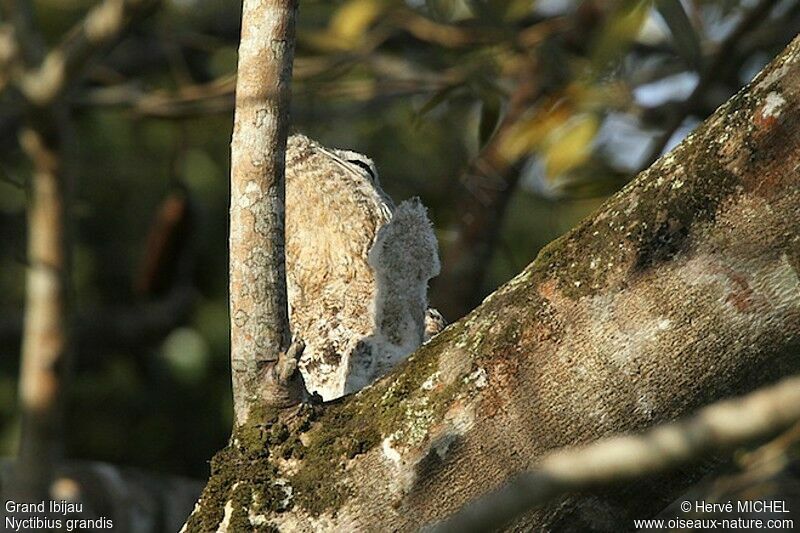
[186,35,800,532]
[228,0,298,426]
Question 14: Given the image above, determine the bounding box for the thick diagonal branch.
[431,374,800,532]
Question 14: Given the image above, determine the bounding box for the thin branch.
[390,8,567,50]
[640,0,780,169]
[0,287,197,358]
[73,76,235,118]
[391,9,500,48]
[0,0,44,65]
[17,0,160,106]
[429,374,800,533]
[73,48,463,118]
[433,71,541,319]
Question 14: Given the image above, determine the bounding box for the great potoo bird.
[285,134,442,400]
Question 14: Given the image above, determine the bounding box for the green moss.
[187,297,532,524]
[186,377,435,526]
[521,120,743,300]
[289,393,385,514]
[228,483,255,531]
[183,403,321,532]
[233,404,279,454]
[290,326,466,516]
[183,442,284,532]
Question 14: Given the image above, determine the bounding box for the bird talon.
[276,338,305,383]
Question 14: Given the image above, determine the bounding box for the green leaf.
[542,114,599,178]
[655,0,702,70]
[330,0,384,43]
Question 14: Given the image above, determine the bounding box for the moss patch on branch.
[185,326,470,526]
[525,83,789,300]
[290,325,465,516]
[183,403,317,532]
[182,443,282,532]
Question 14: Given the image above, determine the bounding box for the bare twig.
[0,0,44,64]
[429,374,800,533]
[0,287,197,358]
[74,76,235,118]
[16,0,160,106]
[640,0,780,168]
[434,71,541,319]
[391,9,500,48]
[73,74,450,118]
[391,8,566,50]
[73,48,463,118]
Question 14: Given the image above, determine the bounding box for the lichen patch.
[463,367,488,389]
[216,500,234,533]
[762,92,786,118]
[382,436,402,463]
[421,371,440,391]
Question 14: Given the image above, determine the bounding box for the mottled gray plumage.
[285,134,441,400]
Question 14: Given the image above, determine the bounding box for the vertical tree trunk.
[228,0,299,427]
[13,113,69,502]
[2,0,162,507]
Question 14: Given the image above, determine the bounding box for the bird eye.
[347,159,376,181]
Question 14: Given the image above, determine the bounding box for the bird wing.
[285,135,393,400]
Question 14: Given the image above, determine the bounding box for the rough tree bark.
[434,374,800,531]
[228,0,302,427]
[184,34,800,532]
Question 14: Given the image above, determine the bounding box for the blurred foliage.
[0,0,797,480]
